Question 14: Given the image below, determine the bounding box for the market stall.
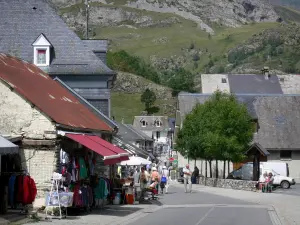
[0,136,21,214]
[50,131,130,216]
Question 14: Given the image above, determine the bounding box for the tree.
[141,88,157,114]
[176,90,253,179]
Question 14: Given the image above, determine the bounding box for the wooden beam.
[22,139,56,146]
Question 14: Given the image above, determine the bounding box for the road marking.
[163,204,270,209]
[195,207,215,225]
[268,208,283,225]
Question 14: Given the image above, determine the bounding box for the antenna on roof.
[85,0,90,40]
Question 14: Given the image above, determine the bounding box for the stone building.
[0,54,129,198]
[175,92,300,181]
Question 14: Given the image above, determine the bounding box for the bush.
[107,50,161,84]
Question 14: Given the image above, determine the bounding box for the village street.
[25,182,292,225]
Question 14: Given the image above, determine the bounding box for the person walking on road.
[160,165,169,194]
[183,164,192,193]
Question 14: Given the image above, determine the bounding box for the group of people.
[257,172,274,192]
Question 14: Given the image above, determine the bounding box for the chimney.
[262,67,270,80]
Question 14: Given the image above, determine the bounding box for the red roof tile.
[0,54,112,132]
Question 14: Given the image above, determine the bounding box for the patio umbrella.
[120,156,151,166]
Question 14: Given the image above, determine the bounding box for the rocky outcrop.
[199,177,257,191]
[53,0,279,34]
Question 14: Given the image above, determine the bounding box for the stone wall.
[20,145,59,198]
[199,177,257,192]
[0,81,56,139]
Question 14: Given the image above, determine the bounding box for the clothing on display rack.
[8,173,37,207]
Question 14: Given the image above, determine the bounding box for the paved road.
[22,184,279,225]
[126,185,276,225]
[273,184,300,196]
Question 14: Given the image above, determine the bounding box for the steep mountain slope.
[53,0,278,34]
[220,24,300,74]
[273,5,300,23]
[271,0,300,10]
[111,72,176,123]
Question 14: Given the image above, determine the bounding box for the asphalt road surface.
[273,184,300,196]
[128,185,276,225]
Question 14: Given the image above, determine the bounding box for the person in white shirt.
[183,164,192,193]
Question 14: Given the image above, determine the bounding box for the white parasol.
[120,156,152,166]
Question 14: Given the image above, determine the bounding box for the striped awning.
[0,136,19,154]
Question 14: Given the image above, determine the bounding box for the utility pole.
[85,0,90,40]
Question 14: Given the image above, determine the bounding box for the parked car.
[177,167,184,183]
[227,162,295,189]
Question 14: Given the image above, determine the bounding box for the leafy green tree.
[176,90,253,178]
[141,88,157,114]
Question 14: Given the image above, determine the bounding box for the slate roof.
[228,74,283,94]
[54,77,118,131]
[0,53,112,132]
[83,40,108,53]
[133,116,170,131]
[0,0,114,75]
[125,124,154,141]
[177,93,300,150]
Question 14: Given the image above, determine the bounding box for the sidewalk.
[174,183,300,225]
[23,204,159,225]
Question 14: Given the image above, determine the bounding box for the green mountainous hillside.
[49,0,300,122]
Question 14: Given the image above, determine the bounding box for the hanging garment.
[73,184,82,207]
[23,176,37,205]
[8,175,16,207]
[16,175,24,203]
[88,158,95,176]
[79,157,88,179]
[94,178,108,200]
[71,157,76,182]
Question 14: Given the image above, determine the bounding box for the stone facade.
[199,177,257,192]
[0,81,57,196]
[0,82,56,139]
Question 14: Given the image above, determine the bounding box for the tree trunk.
[223,160,226,179]
[194,159,196,167]
[227,161,230,174]
[205,160,207,178]
[209,160,212,178]
[215,160,219,178]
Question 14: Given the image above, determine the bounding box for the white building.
[133,116,173,156]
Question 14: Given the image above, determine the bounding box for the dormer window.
[32,33,52,67]
[154,120,162,127]
[37,50,46,64]
[141,120,147,127]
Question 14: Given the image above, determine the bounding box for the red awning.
[87,136,129,161]
[66,134,129,165]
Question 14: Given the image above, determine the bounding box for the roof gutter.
[55,123,113,134]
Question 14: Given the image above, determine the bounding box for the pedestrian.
[192,166,199,184]
[160,165,169,194]
[183,164,192,193]
[151,167,160,193]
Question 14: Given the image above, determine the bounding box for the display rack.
[45,172,65,220]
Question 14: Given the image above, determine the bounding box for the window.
[141,120,147,127]
[37,49,46,64]
[280,150,292,160]
[32,34,52,66]
[154,120,162,127]
[221,78,227,83]
[156,131,160,140]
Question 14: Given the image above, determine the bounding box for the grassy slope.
[111,92,175,124]
[274,5,300,23]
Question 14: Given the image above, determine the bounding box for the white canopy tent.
[120,156,151,166]
[0,135,19,173]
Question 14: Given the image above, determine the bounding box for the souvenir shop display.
[7,170,37,214]
[55,148,113,212]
